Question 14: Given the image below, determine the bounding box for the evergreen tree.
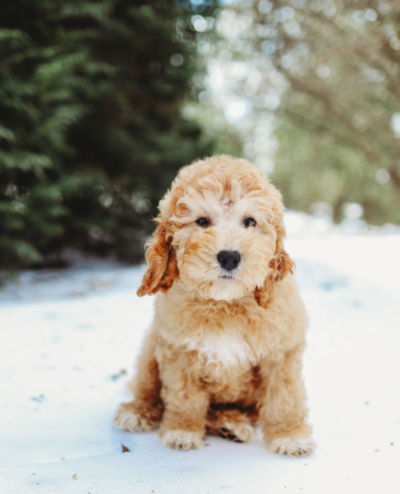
[0,0,215,267]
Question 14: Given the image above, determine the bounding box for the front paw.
[268,435,315,457]
[160,430,204,450]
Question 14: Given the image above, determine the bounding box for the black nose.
[217,250,241,271]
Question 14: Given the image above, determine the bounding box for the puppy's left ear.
[254,223,295,308]
[137,221,179,296]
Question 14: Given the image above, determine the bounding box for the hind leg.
[114,326,163,432]
[206,407,255,443]
[114,399,162,432]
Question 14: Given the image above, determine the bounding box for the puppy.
[114,155,314,456]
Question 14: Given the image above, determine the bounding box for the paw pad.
[217,422,253,443]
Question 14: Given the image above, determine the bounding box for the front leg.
[158,351,209,450]
[259,346,315,457]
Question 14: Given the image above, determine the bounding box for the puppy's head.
[137,155,293,307]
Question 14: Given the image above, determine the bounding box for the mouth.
[219,274,234,280]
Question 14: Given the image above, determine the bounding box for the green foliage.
[273,115,400,223]
[0,0,215,267]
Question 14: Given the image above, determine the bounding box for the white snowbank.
[0,212,399,493]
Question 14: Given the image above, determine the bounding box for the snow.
[1,211,399,494]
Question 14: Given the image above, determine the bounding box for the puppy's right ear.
[137,221,179,296]
[254,223,295,308]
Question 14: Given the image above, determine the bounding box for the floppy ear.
[137,221,179,296]
[254,223,295,309]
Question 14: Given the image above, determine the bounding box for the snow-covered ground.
[1,212,399,494]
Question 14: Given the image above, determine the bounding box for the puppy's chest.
[182,329,261,370]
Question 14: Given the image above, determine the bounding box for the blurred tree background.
[0,0,216,267]
[205,0,400,224]
[2,0,400,269]
[260,0,400,224]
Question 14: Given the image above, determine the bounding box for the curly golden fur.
[114,155,314,456]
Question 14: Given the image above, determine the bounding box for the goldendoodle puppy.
[114,155,314,456]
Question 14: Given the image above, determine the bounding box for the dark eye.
[196,217,210,228]
[243,217,256,228]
